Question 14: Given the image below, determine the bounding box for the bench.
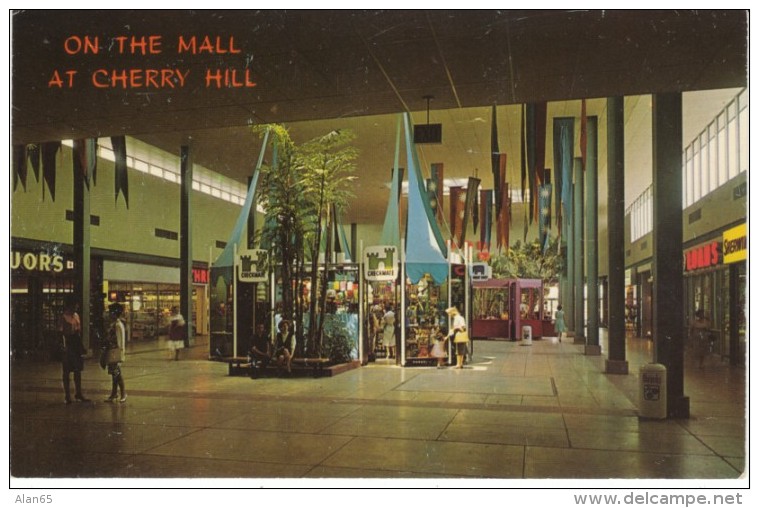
[223,356,331,378]
[291,357,331,378]
[223,356,251,376]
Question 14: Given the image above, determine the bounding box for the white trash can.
[639,363,667,419]
[521,325,533,346]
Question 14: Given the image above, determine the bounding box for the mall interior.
[8,10,748,485]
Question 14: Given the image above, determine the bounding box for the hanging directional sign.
[364,245,398,281]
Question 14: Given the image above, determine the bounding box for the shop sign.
[364,245,397,281]
[11,250,73,273]
[236,248,269,282]
[192,268,209,285]
[723,223,747,264]
[470,262,492,281]
[684,241,720,272]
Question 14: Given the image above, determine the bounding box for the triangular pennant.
[13,145,27,191]
[111,136,129,208]
[539,181,553,253]
[41,141,61,201]
[430,163,444,221]
[520,104,527,204]
[28,144,41,182]
[491,105,501,214]
[73,138,97,188]
[479,189,492,255]
[465,177,480,235]
[449,186,465,248]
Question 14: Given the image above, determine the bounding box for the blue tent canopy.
[402,113,449,284]
[213,129,270,283]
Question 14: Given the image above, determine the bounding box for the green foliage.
[322,317,354,364]
[490,237,564,283]
[251,124,358,357]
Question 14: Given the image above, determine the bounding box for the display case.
[472,279,511,339]
[516,279,544,339]
[403,274,448,366]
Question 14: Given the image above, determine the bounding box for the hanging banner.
[364,245,398,281]
[236,248,269,282]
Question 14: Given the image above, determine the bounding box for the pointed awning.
[403,113,449,284]
[213,129,270,283]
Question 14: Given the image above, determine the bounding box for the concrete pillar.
[572,157,585,344]
[606,97,629,374]
[180,144,194,347]
[585,117,601,355]
[73,141,91,350]
[652,93,689,418]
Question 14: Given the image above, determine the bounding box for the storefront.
[10,243,83,359]
[104,260,209,345]
[683,223,746,366]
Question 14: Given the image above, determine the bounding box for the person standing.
[57,296,89,404]
[430,327,448,368]
[554,304,567,343]
[446,306,468,369]
[382,305,396,360]
[690,309,712,368]
[167,306,186,361]
[104,303,127,403]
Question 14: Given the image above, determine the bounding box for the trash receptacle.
[521,325,533,346]
[639,363,667,419]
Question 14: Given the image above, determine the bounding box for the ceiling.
[11,10,748,226]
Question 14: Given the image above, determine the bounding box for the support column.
[572,157,585,344]
[180,143,194,347]
[585,116,601,355]
[606,97,629,374]
[565,222,575,333]
[652,93,689,418]
[73,142,91,351]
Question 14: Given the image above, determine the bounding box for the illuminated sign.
[11,250,73,273]
[684,242,720,272]
[723,223,747,264]
[192,268,209,285]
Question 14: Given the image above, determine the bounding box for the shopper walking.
[57,296,89,404]
[690,309,712,368]
[446,306,468,369]
[104,303,127,403]
[167,306,186,361]
[554,304,567,343]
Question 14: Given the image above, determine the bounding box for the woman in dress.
[446,306,468,369]
[554,304,567,343]
[105,303,127,403]
[57,296,89,404]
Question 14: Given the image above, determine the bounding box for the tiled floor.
[9,331,747,486]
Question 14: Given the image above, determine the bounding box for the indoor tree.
[253,125,357,358]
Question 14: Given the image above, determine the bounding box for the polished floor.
[9,330,747,486]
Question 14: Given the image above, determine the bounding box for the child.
[430,327,448,368]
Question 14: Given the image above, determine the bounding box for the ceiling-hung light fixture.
[413,95,442,144]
